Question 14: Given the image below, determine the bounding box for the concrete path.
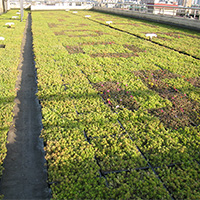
[0,13,50,199]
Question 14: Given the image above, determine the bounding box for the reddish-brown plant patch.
[141,23,158,28]
[185,77,200,88]
[157,36,171,41]
[64,29,88,32]
[57,14,70,18]
[68,34,97,37]
[94,30,110,36]
[134,69,180,80]
[63,30,109,36]
[150,94,199,129]
[58,19,66,22]
[54,31,65,35]
[64,29,110,37]
[64,42,115,54]
[123,44,144,53]
[90,52,138,58]
[114,23,140,27]
[64,43,144,57]
[164,32,182,39]
[80,41,115,46]
[48,23,59,28]
[96,18,106,21]
[134,69,200,129]
[90,44,144,58]
[93,81,140,111]
[65,46,84,54]
[76,24,88,27]
[171,32,200,39]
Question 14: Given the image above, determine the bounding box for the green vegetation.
[0,10,27,176]
[0,8,199,199]
[78,10,200,58]
[32,11,200,199]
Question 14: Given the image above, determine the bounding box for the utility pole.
[0,0,4,14]
[20,0,23,22]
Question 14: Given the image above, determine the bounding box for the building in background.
[8,0,94,9]
[5,0,200,11]
[177,0,192,6]
[140,0,178,15]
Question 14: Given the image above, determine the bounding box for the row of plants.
[76,10,200,59]
[32,11,199,199]
[0,10,27,178]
